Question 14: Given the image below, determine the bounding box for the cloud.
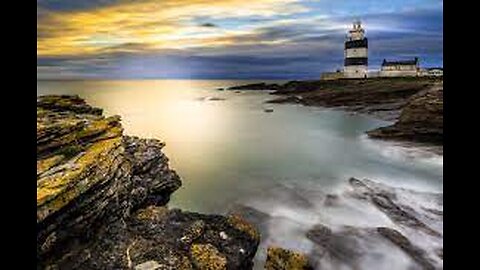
[37,0,307,56]
[200,23,218,28]
[37,0,442,79]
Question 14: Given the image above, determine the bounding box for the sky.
[37,0,443,79]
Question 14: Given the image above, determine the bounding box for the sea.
[37,79,443,269]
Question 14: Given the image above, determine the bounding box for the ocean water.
[37,80,443,269]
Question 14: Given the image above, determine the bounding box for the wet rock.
[339,178,443,268]
[227,214,261,243]
[324,194,340,206]
[377,227,437,270]
[347,178,442,238]
[264,247,313,270]
[228,204,270,227]
[228,204,270,241]
[37,95,260,269]
[306,224,363,264]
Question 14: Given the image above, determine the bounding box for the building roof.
[382,57,418,66]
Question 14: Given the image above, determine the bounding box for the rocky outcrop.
[37,95,259,269]
[228,83,280,91]
[367,83,443,144]
[231,77,443,146]
[266,77,441,120]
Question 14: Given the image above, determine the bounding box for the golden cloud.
[37,0,306,56]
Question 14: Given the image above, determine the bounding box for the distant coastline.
[229,76,443,152]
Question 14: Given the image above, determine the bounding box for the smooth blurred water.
[37,80,443,269]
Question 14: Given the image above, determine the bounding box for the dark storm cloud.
[37,0,120,11]
[200,23,218,28]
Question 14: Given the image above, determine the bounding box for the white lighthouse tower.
[344,21,368,78]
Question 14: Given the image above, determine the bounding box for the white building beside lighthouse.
[344,21,368,78]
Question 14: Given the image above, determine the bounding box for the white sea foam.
[359,134,443,167]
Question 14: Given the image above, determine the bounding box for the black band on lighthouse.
[344,57,368,66]
[345,39,368,49]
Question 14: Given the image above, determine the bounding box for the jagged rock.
[368,83,443,144]
[124,136,182,209]
[37,95,103,115]
[45,207,259,269]
[37,95,259,269]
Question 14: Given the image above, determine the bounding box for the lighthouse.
[344,21,368,78]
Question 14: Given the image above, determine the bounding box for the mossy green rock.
[191,244,227,270]
[37,95,259,270]
[265,247,313,270]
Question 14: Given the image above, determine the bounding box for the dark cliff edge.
[229,77,443,148]
[367,83,443,145]
[37,95,260,269]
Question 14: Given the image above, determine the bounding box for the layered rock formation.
[37,95,259,269]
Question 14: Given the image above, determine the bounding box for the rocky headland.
[229,77,443,149]
[367,83,443,145]
[37,95,260,269]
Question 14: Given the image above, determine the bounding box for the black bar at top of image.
[344,57,368,66]
[345,38,368,49]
